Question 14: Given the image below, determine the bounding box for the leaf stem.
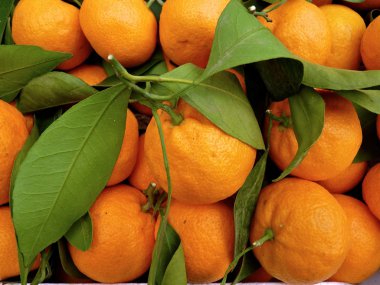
[221,228,274,285]
[147,108,174,284]
[266,110,292,128]
[107,54,196,85]
[159,104,183,126]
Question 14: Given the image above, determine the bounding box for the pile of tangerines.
[1,0,380,284]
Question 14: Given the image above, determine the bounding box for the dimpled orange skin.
[68,185,155,283]
[68,64,108,86]
[159,0,230,68]
[317,161,368,194]
[362,163,380,220]
[165,199,234,283]
[128,135,157,191]
[251,178,350,284]
[0,101,29,205]
[267,92,362,181]
[0,207,40,280]
[80,0,157,68]
[258,0,332,65]
[107,109,139,186]
[320,4,366,70]
[361,16,380,70]
[330,194,380,283]
[144,100,256,204]
[12,0,92,70]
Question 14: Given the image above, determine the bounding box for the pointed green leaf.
[353,105,380,162]
[65,213,92,251]
[336,89,380,114]
[12,85,129,267]
[18,71,97,113]
[57,240,88,279]
[0,45,71,102]
[153,64,264,149]
[234,151,268,257]
[204,0,303,97]
[274,86,325,181]
[161,243,187,285]
[302,62,380,90]
[148,222,181,285]
[0,0,14,40]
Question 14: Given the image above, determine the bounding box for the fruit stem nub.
[159,104,184,126]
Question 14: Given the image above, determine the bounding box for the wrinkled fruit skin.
[251,178,350,284]
[144,100,256,205]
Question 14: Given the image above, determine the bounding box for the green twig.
[147,108,175,284]
[221,228,274,285]
[107,54,196,85]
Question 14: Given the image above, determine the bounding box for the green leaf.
[57,240,88,279]
[0,0,13,40]
[234,151,268,257]
[302,61,380,90]
[336,89,380,114]
[10,124,40,208]
[130,49,166,76]
[153,64,264,149]
[254,59,303,101]
[274,86,325,181]
[9,124,40,285]
[31,248,53,285]
[204,0,303,95]
[35,108,63,134]
[65,213,93,251]
[353,105,380,162]
[148,221,181,285]
[150,0,163,20]
[0,45,71,102]
[18,71,97,113]
[12,85,130,267]
[233,251,261,284]
[161,243,187,285]
[3,16,14,45]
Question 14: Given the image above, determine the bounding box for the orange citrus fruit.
[0,206,40,280]
[320,4,366,70]
[0,101,29,205]
[163,199,234,283]
[68,64,108,86]
[267,92,362,181]
[244,267,272,283]
[251,178,350,284]
[159,0,230,68]
[144,99,256,204]
[12,0,92,70]
[362,163,380,220]
[80,0,157,67]
[107,109,139,186]
[258,0,332,65]
[330,194,380,283]
[68,185,155,283]
[317,161,368,194]
[128,134,157,191]
[361,15,380,70]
